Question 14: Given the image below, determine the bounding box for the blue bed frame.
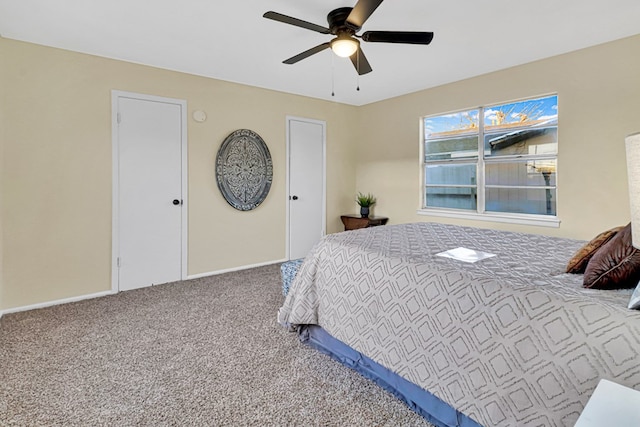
[300,325,482,427]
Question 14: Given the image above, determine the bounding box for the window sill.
[416,208,560,228]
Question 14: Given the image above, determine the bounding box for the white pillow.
[629,283,640,309]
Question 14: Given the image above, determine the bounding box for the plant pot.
[360,206,369,218]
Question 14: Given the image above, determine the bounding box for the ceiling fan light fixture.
[264,1,434,76]
[331,36,359,58]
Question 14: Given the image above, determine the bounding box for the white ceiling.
[1,0,640,106]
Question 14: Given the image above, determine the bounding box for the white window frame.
[417,95,560,228]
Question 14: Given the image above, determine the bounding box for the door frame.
[285,115,327,260]
[111,90,188,292]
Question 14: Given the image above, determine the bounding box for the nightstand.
[340,215,389,231]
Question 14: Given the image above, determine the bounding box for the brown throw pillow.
[583,223,640,289]
[566,226,623,274]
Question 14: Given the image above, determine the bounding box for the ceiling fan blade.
[283,42,331,65]
[362,31,434,45]
[349,47,373,75]
[346,0,384,29]
[263,11,331,34]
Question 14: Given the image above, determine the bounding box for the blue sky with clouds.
[425,95,558,138]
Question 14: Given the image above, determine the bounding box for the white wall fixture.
[625,131,640,310]
[192,110,207,122]
[626,132,640,248]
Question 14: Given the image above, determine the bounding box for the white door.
[288,117,326,260]
[112,92,187,291]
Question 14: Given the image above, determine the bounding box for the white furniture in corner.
[574,379,640,426]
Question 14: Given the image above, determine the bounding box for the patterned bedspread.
[278,222,640,427]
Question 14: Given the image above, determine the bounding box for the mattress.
[278,222,640,426]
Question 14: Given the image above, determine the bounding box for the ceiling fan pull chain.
[356,51,360,91]
[331,52,335,97]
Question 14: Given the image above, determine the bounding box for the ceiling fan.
[263,0,434,75]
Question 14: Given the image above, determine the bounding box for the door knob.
[173,199,181,205]
[291,196,299,200]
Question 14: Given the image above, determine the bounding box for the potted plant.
[356,192,377,218]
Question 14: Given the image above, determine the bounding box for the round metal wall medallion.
[215,129,273,211]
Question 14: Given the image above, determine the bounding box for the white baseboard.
[0,290,117,317]
[0,260,287,318]
[187,258,287,280]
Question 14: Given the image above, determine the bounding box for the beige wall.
[2,34,639,311]
[0,46,5,310]
[0,38,358,310]
[355,34,640,240]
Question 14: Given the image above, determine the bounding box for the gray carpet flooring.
[0,264,433,426]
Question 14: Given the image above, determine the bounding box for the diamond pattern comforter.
[278,222,640,427]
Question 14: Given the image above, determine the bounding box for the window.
[421,95,558,226]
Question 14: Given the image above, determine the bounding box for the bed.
[278,222,640,427]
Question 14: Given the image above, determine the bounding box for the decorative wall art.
[215,129,273,211]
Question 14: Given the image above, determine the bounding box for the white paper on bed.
[436,246,496,263]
